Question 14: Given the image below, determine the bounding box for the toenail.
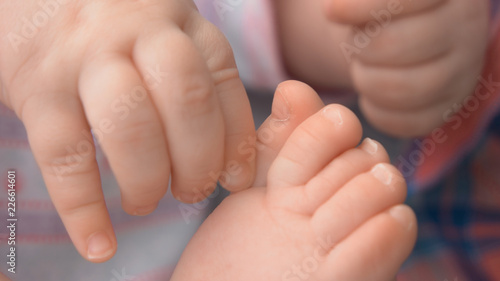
[272,89,291,121]
[360,138,378,155]
[371,163,392,185]
[87,232,114,261]
[389,205,413,230]
[322,106,343,125]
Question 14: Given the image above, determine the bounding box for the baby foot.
[171,81,417,281]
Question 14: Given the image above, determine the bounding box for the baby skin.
[171,81,417,281]
[277,0,490,137]
[0,0,436,264]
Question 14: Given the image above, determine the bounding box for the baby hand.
[0,0,255,262]
[325,0,490,137]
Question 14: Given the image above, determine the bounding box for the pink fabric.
[195,0,288,90]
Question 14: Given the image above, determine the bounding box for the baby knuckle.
[211,67,240,87]
[177,79,214,107]
[58,197,104,217]
[40,144,96,179]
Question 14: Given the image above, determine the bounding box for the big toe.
[253,80,325,187]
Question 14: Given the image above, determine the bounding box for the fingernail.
[87,232,114,261]
[221,161,254,192]
[133,204,157,216]
[272,89,290,121]
[322,106,343,125]
[360,138,378,155]
[389,205,413,230]
[371,163,392,185]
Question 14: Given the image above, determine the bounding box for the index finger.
[323,0,446,25]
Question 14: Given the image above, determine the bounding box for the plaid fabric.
[399,116,500,281]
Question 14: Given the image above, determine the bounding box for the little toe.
[267,104,362,189]
[311,163,407,244]
[323,204,417,281]
[253,80,324,187]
